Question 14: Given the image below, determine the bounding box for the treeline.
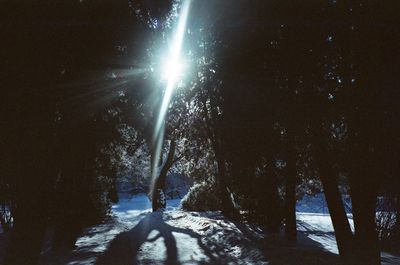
[1,1,399,265]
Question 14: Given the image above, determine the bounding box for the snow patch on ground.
[296,194,400,265]
[93,195,269,265]
[296,212,400,265]
[297,213,353,255]
[69,194,336,265]
[63,193,399,265]
[296,193,352,214]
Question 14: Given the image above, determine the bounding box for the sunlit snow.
[61,193,400,265]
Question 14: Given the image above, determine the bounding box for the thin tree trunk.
[108,178,119,204]
[152,139,176,211]
[396,192,400,230]
[285,151,297,241]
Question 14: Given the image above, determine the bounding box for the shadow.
[381,252,400,265]
[296,219,337,245]
[232,219,340,265]
[95,212,223,265]
[95,211,342,265]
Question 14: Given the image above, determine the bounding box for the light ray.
[151,0,191,184]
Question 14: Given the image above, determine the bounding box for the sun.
[161,57,186,82]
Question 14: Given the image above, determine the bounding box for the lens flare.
[151,0,191,183]
[161,58,186,82]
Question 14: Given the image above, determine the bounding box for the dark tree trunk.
[397,192,400,230]
[349,165,381,265]
[5,217,47,265]
[215,153,238,219]
[351,193,380,265]
[4,178,49,265]
[109,178,119,203]
[264,165,282,233]
[285,150,297,241]
[312,120,355,264]
[200,96,237,219]
[152,140,176,211]
[5,144,54,265]
[319,161,355,264]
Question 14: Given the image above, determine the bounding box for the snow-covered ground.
[296,194,353,214]
[297,213,400,265]
[296,194,400,265]
[65,194,270,265]
[59,194,338,265]
[0,192,395,264]
[57,193,400,265]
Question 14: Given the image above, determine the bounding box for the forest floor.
[36,194,398,265]
[1,194,399,264]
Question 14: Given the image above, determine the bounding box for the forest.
[1,0,399,265]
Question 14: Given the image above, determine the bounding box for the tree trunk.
[215,151,238,219]
[5,184,48,265]
[5,151,53,265]
[5,218,47,265]
[351,193,380,265]
[152,140,176,211]
[396,192,400,230]
[285,151,297,241]
[349,166,381,265]
[312,120,355,263]
[108,178,119,203]
[200,95,237,219]
[319,161,355,264]
[264,166,281,233]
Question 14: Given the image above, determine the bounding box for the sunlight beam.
[151,0,191,183]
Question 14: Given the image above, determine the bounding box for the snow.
[112,193,152,220]
[1,191,397,264]
[43,193,398,265]
[297,213,353,255]
[296,193,352,214]
[67,194,270,264]
[296,195,400,265]
[64,194,339,265]
[164,174,192,199]
[296,213,400,265]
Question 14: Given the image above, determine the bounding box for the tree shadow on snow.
[259,220,340,265]
[95,212,224,265]
[95,212,341,265]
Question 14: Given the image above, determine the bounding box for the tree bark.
[263,163,281,233]
[5,217,47,265]
[285,149,297,241]
[152,139,176,211]
[349,165,381,265]
[215,152,238,219]
[318,160,355,264]
[5,148,53,264]
[4,179,48,265]
[200,97,238,219]
[312,120,355,263]
[396,192,400,230]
